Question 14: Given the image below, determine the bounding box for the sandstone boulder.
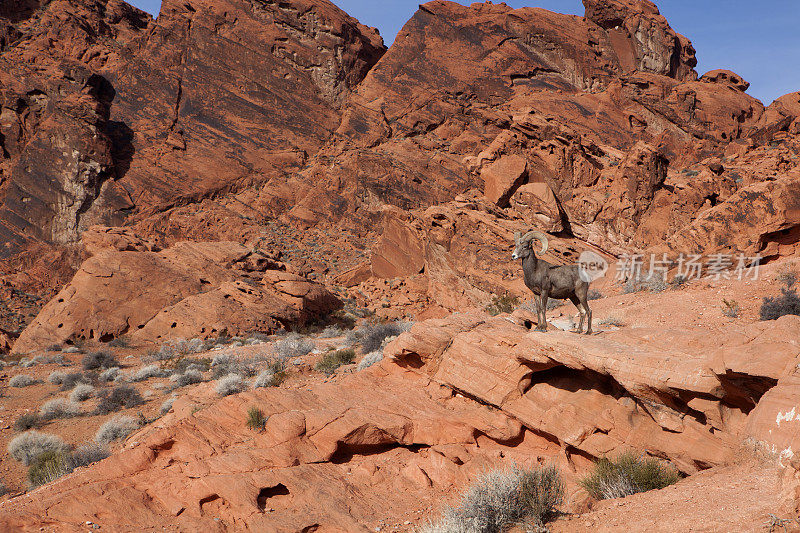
[12,238,340,352]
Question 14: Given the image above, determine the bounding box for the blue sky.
[127,0,799,105]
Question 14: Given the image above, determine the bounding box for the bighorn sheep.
[512,231,593,334]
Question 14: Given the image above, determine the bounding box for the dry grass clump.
[160,397,175,415]
[172,369,203,388]
[623,275,667,294]
[72,443,110,467]
[95,385,144,414]
[69,384,95,402]
[95,415,141,445]
[130,364,167,382]
[357,350,383,371]
[579,452,680,500]
[81,350,119,370]
[252,370,277,388]
[48,370,67,385]
[7,431,68,466]
[9,374,35,387]
[39,398,81,420]
[421,464,564,533]
[216,374,246,396]
[356,321,412,353]
[13,413,41,432]
[59,372,90,391]
[275,333,315,358]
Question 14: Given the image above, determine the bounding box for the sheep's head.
[512,231,548,260]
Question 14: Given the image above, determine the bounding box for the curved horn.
[520,231,548,255]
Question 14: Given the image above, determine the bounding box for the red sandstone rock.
[12,238,340,352]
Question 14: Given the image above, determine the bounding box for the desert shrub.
[7,431,67,465]
[95,415,140,445]
[721,298,740,318]
[82,351,119,370]
[777,270,797,288]
[160,397,175,415]
[760,287,800,321]
[216,374,245,396]
[587,289,603,300]
[40,399,81,420]
[69,384,95,402]
[275,333,315,359]
[170,357,211,373]
[9,374,35,387]
[95,385,144,414]
[59,372,90,391]
[108,337,130,348]
[0,481,6,496]
[624,275,667,294]
[48,370,67,385]
[485,294,519,316]
[62,346,81,354]
[421,464,564,533]
[46,343,62,352]
[130,364,166,382]
[252,370,277,388]
[32,354,66,365]
[14,413,41,432]
[211,352,231,366]
[669,275,690,290]
[71,443,109,467]
[598,316,625,327]
[315,348,355,375]
[173,369,203,388]
[579,452,679,500]
[154,338,204,361]
[319,325,345,338]
[357,350,383,371]
[18,358,35,368]
[246,407,266,431]
[99,367,121,382]
[359,321,411,353]
[27,449,74,487]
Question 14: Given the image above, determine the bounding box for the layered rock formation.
[11,226,341,352]
[1,299,798,529]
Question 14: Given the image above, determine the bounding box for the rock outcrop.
[12,227,341,352]
[2,301,799,529]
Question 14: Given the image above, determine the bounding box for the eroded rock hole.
[257,484,290,511]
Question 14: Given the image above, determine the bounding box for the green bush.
[579,452,679,500]
[246,407,266,431]
[485,294,520,316]
[315,349,355,375]
[27,450,74,488]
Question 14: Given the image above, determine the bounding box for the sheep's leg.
[584,300,593,335]
[569,294,584,333]
[536,290,549,332]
